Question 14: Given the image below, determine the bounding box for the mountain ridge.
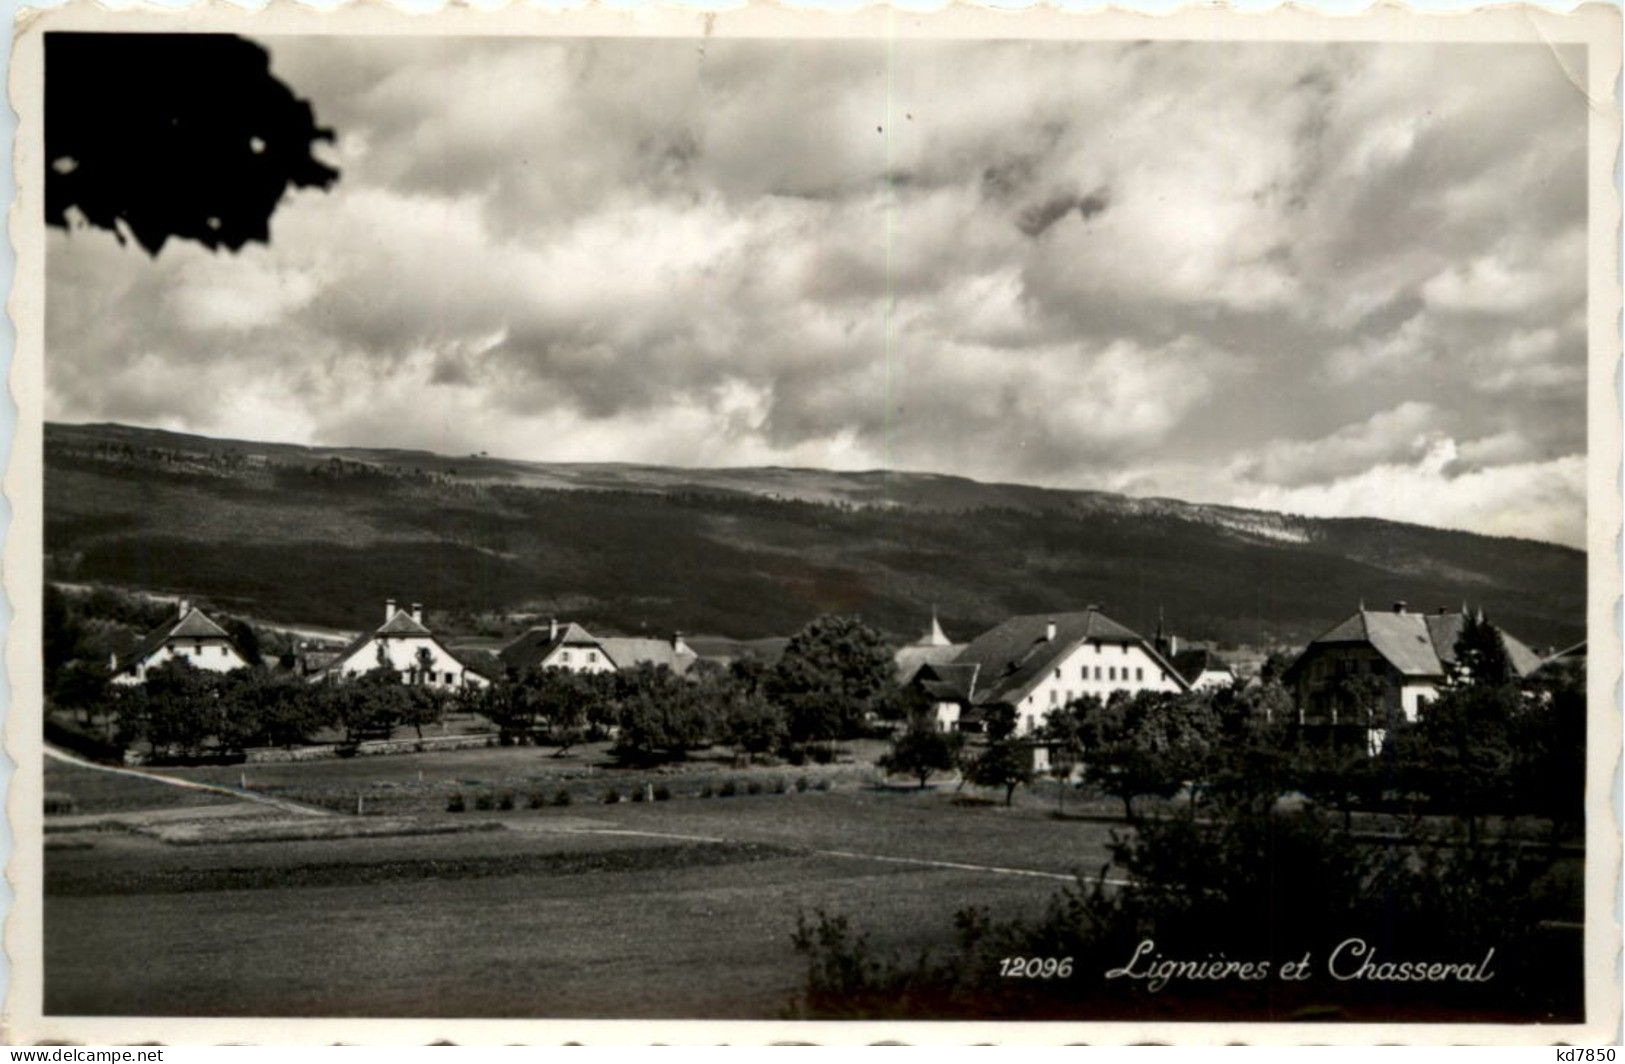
[42,420,1585,649]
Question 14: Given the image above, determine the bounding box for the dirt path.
[543,823,1126,886]
[45,746,333,817]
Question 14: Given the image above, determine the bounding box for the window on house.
[1054,668,1061,680]
[561,651,572,664]
[1050,689,1058,704]
[1109,667,1117,681]
[588,651,597,663]
[1136,667,1143,681]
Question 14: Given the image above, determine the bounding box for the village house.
[1151,616,1237,691]
[909,607,1191,737]
[317,600,492,690]
[1283,601,1542,750]
[110,600,250,685]
[892,610,966,684]
[498,619,698,677]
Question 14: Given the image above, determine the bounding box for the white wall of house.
[332,634,489,689]
[1191,668,1236,691]
[932,701,961,732]
[537,644,615,674]
[1013,641,1185,734]
[112,638,248,685]
[1399,680,1439,721]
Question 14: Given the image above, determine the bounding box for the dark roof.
[1171,647,1233,684]
[949,609,1188,706]
[916,662,981,702]
[598,637,698,675]
[448,647,501,680]
[1291,608,1543,680]
[498,622,602,672]
[118,607,235,673]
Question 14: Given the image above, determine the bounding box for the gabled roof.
[1292,607,1543,680]
[118,607,235,673]
[915,661,981,703]
[377,610,431,636]
[1171,647,1233,684]
[949,609,1189,706]
[498,623,603,673]
[328,608,445,672]
[894,642,965,683]
[598,637,698,675]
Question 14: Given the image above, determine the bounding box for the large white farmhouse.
[912,607,1190,735]
[111,600,251,685]
[318,600,492,690]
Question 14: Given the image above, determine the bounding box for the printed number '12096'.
[999,957,1074,978]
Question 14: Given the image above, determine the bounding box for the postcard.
[4,0,1619,1046]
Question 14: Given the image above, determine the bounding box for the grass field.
[44,757,1111,1018]
[43,752,1585,1020]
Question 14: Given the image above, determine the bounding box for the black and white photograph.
[7,3,1620,1045]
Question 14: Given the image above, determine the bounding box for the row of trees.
[57,612,907,765]
[462,614,901,765]
[103,661,452,760]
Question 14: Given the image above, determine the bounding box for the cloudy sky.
[46,36,1590,546]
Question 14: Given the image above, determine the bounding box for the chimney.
[672,631,689,656]
[385,599,397,623]
[178,598,190,618]
[1045,619,1057,642]
[1392,601,1407,614]
[549,617,559,641]
[1168,634,1181,657]
[411,603,423,625]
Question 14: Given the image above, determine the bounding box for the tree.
[1450,611,1515,689]
[1039,696,1098,812]
[397,682,449,741]
[880,723,963,789]
[965,738,1033,806]
[1391,679,1524,844]
[612,664,718,765]
[46,33,339,256]
[50,660,109,726]
[43,585,82,682]
[767,615,895,749]
[1081,691,1218,820]
[722,683,789,759]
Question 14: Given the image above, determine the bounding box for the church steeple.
[922,607,950,647]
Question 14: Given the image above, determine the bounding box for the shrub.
[773,777,788,794]
[747,779,764,795]
[719,780,738,798]
[44,792,76,815]
[474,791,495,811]
[552,789,572,807]
[527,791,547,809]
[603,788,622,804]
[632,785,647,803]
[654,784,672,801]
[700,783,715,798]
[446,792,466,813]
[814,779,832,792]
[497,791,515,811]
[796,776,811,792]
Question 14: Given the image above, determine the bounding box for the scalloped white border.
[1,2,1618,1045]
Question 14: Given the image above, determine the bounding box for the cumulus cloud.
[44,36,1589,546]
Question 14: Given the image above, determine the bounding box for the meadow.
[44,755,1104,1018]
